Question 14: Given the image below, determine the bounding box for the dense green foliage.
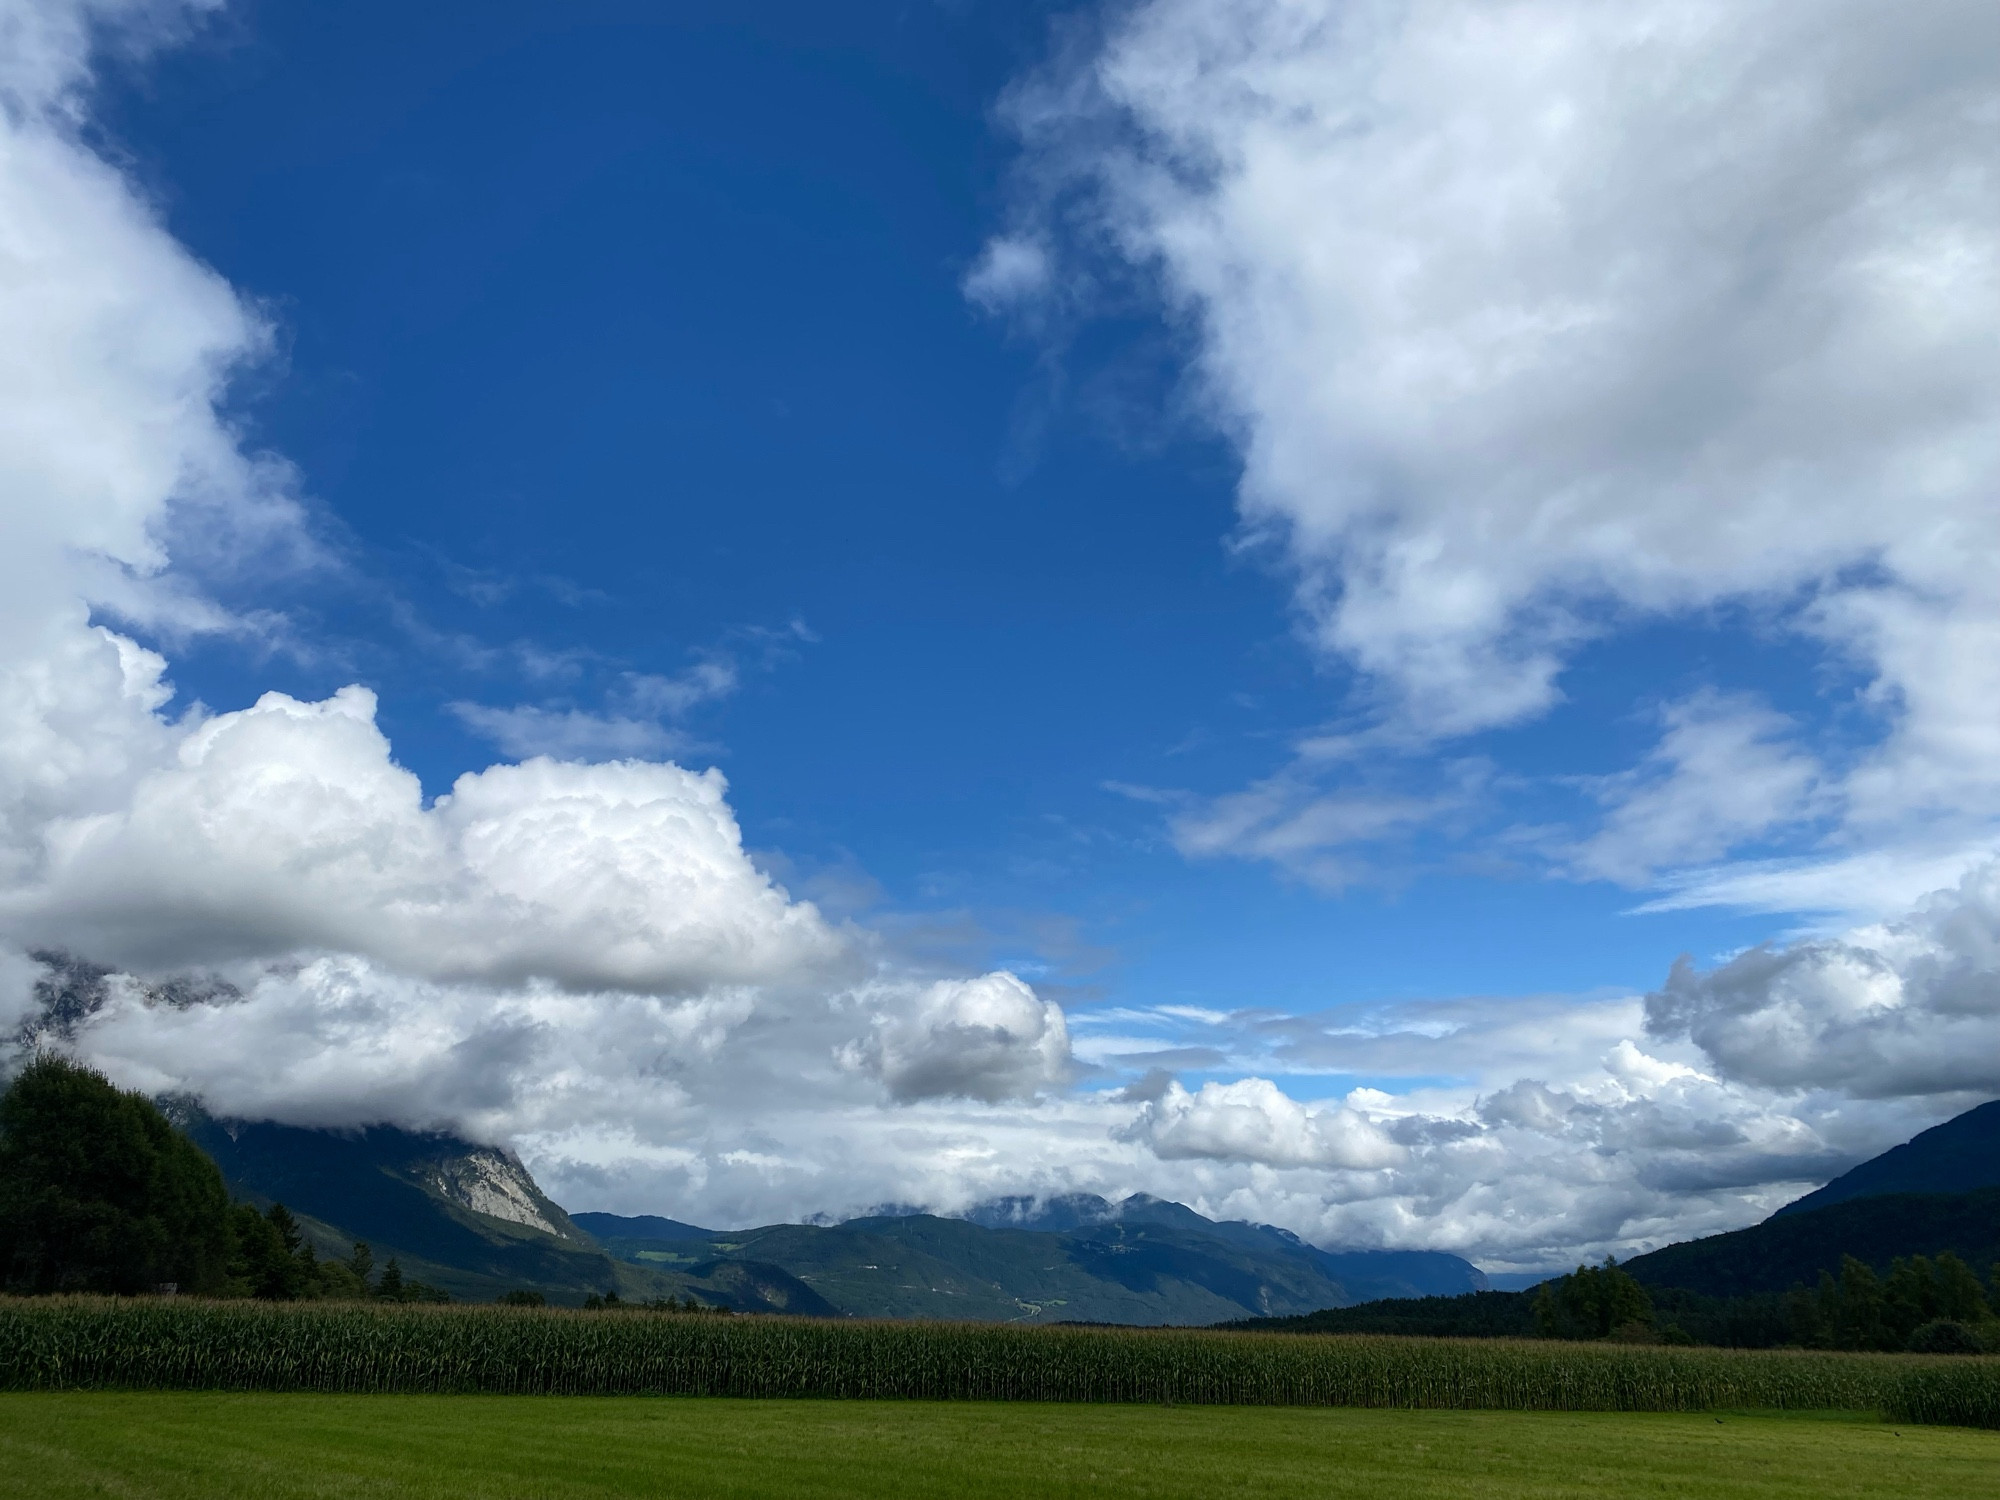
[0,1057,234,1296]
[1232,1263,1663,1344]
[1782,1254,1995,1351]
[1887,1360,2000,1428]
[1534,1260,1658,1340]
[1,1298,1989,1427]
[1243,1252,2000,1354]
[0,1058,447,1305]
[6,1395,1999,1500]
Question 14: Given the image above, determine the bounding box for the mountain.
[1623,1187,2000,1298]
[1616,1098,2000,1298]
[580,1194,1484,1324]
[572,1212,718,1242]
[1772,1099,2000,1217]
[173,1109,650,1304]
[180,1111,1484,1320]
[1227,1101,2000,1343]
[962,1193,1483,1300]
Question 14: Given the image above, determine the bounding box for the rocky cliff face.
[421,1147,579,1241]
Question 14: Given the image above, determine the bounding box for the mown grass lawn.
[0,1393,1993,1499]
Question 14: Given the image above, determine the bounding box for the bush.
[1907,1320,1984,1355]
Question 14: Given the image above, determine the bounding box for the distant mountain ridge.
[168,1094,2000,1322]
[1623,1187,2000,1298]
[1772,1099,2000,1217]
[175,1110,1483,1320]
[1616,1099,2000,1298]
[961,1192,1486,1303]
[580,1196,1484,1324]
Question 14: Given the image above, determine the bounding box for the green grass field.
[0,1394,1993,1499]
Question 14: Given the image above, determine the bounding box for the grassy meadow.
[1,1392,1995,1499]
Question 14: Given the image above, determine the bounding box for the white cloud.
[962,234,1052,311]
[451,655,741,761]
[1165,750,1486,887]
[622,659,738,718]
[1648,856,2000,1098]
[1568,692,1824,885]
[1133,1077,1405,1169]
[446,703,695,762]
[844,971,1072,1104]
[5,686,846,993]
[993,0,2000,903]
[1635,841,1999,926]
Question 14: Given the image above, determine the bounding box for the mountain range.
[575,1196,1481,1324]
[175,1092,2000,1324]
[178,1106,1481,1321]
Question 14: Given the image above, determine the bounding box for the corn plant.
[0,1298,1987,1425]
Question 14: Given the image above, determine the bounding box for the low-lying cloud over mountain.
[2,0,1998,1277]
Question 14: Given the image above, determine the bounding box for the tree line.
[0,1055,446,1301]
[1524,1254,1997,1352]
[1237,1255,2000,1352]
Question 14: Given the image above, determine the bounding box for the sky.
[4,0,2000,1276]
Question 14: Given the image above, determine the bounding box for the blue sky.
[7,0,2000,1271]
[99,1,1788,1019]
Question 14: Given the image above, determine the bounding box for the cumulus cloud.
[846,972,1071,1105]
[3,686,844,991]
[1132,1077,1404,1169]
[1649,857,2000,1098]
[991,0,2000,901]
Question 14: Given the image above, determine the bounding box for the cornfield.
[0,1299,1991,1426]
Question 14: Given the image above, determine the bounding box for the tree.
[0,1055,233,1295]
[370,1256,450,1304]
[1535,1259,1654,1340]
[1931,1253,1991,1325]
[230,1202,316,1300]
[1825,1256,1893,1350]
[1883,1255,1941,1346]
